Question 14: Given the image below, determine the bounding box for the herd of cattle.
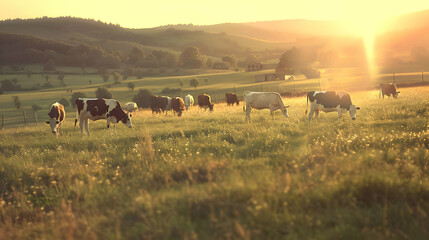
[45,83,400,135]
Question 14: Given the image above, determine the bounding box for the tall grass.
[0,87,428,239]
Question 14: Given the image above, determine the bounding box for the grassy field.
[0,86,428,239]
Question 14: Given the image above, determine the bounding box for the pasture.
[0,86,428,239]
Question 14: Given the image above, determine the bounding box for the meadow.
[0,86,428,239]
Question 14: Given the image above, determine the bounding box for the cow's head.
[45,119,60,134]
[236,99,240,105]
[393,91,400,98]
[281,105,291,117]
[209,104,214,112]
[349,105,360,120]
[122,113,133,128]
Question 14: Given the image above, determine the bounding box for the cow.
[243,91,290,119]
[123,102,138,113]
[198,94,214,112]
[380,83,400,99]
[226,93,239,106]
[150,96,171,115]
[171,97,185,117]
[184,94,194,111]
[45,102,65,135]
[305,91,360,123]
[74,98,132,135]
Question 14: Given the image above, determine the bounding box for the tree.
[112,72,121,83]
[58,72,65,83]
[70,92,86,108]
[12,96,21,109]
[102,74,109,82]
[95,87,112,99]
[27,70,32,79]
[132,89,153,108]
[276,47,317,74]
[1,79,15,91]
[178,79,184,88]
[189,78,199,90]
[127,82,135,92]
[0,88,3,95]
[222,55,237,69]
[180,47,206,68]
[58,98,69,107]
[32,104,42,125]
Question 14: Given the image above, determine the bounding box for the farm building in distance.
[254,73,295,82]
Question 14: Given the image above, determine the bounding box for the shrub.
[95,87,112,99]
[70,92,86,108]
[302,67,321,79]
[132,89,152,108]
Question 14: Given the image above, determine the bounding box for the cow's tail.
[305,93,309,115]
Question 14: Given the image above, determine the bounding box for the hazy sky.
[1,0,428,28]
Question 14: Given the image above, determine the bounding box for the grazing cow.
[150,96,171,115]
[123,102,138,113]
[225,93,240,106]
[184,94,194,111]
[198,94,214,111]
[171,97,185,117]
[243,91,290,119]
[45,102,65,135]
[306,91,360,123]
[75,98,132,135]
[380,83,400,99]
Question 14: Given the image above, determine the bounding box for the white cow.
[184,94,194,111]
[123,102,138,113]
[243,91,290,119]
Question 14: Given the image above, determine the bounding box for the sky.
[1,0,429,29]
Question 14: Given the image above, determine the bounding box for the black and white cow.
[306,91,360,123]
[75,98,132,135]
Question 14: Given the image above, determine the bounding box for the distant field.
[0,86,428,239]
[1,66,428,128]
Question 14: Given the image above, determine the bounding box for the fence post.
[1,113,4,130]
[35,111,38,125]
[23,109,27,127]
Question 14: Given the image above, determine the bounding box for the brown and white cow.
[45,102,65,135]
[306,91,360,123]
[171,97,185,117]
[150,95,171,115]
[380,83,400,99]
[75,98,132,135]
[198,94,214,111]
[123,102,138,113]
[225,93,239,106]
[243,91,290,119]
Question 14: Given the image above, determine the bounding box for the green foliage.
[69,91,86,107]
[95,87,113,99]
[161,87,180,95]
[12,95,21,109]
[132,88,152,108]
[102,73,109,82]
[127,82,135,91]
[58,98,69,107]
[222,55,237,68]
[31,104,42,112]
[112,71,121,83]
[189,78,199,89]
[180,46,206,68]
[276,47,317,74]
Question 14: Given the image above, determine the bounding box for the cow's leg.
[106,117,111,129]
[337,109,343,124]
[84,119,90,135]
[308,108,315,122]
[315,109,320,120]
[245,104,251,120]
[79,118,85,133]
